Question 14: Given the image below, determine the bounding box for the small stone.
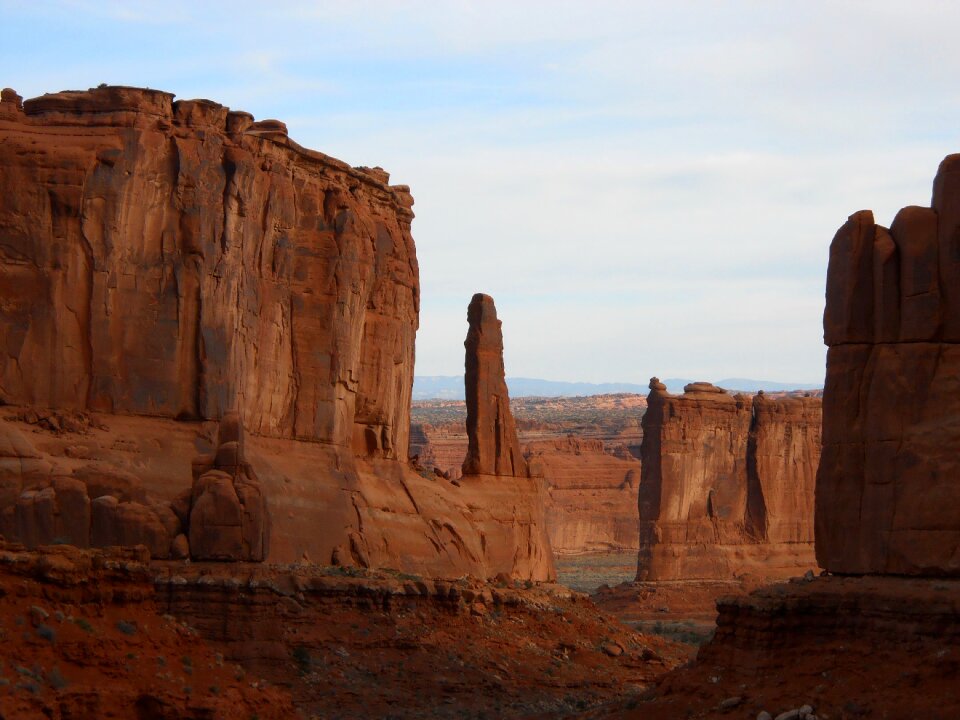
[757,713,773,720]
[601,642,623,657]
[469,602,487,617]
[170,533,189,559]
[775,710,801,720]
[718,696,743,710]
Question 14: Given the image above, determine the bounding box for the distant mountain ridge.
[413,376,822,400]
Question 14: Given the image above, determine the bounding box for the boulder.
[115,501,172,559]
[51,476,91,547]
[186,414,269,561]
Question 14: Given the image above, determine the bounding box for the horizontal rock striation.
[527,437,640,554]
[637,379,820,580]
[818,154,960,575]
[0,540,297,718]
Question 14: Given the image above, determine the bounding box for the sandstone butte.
[0,85,554,581]
[818,153,960,575]
[637,378,822,580]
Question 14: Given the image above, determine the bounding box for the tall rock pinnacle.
[462,294,528,477]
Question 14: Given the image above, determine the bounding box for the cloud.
[3,1,959,385]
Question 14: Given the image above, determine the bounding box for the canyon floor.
[1,542,695,720]
[6,538,951,720]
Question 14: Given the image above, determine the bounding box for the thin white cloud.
[4,1,960,385]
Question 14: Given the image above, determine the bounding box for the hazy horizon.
[6,1,960,386]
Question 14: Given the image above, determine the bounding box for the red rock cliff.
[0,85,416,459]
[637,379,820,580]
[818,154,960,575]
[0,86,553,580]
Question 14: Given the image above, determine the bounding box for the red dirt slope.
[0,541,295,719]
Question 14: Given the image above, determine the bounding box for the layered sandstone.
[616,575,960,720]
[154,562,683,718]
[0,85,552,580]
[637,379,820,580]
[462,294,528,477]
[818,155,960,575]
[409,422,468,481]
[527,437,640,554]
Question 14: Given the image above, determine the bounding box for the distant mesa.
[413,376,821,400]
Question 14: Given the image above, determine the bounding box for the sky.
[4,1,960,385]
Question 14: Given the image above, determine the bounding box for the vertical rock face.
[818,154,960,576]
[748,393,822,547]
[0,86,555,579]
[637,379,820,580]
[462,294,528,478]
[0,85,418,460]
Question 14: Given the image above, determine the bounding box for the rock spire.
[462,294,528,477]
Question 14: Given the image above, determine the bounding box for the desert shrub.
[47,666,68,690]
[116,620,137,636]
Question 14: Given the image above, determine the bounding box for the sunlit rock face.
[0,85,555,579]
[0,84,418,457]
[637,379,820,580]
[462,293,528,478]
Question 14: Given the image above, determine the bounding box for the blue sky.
[5,1,960,384]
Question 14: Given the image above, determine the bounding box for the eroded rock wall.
[817,154,960,575]
[0,86,553,580]
[0,85,417,459]
[637,379,820,580]
[527,438,640,555]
